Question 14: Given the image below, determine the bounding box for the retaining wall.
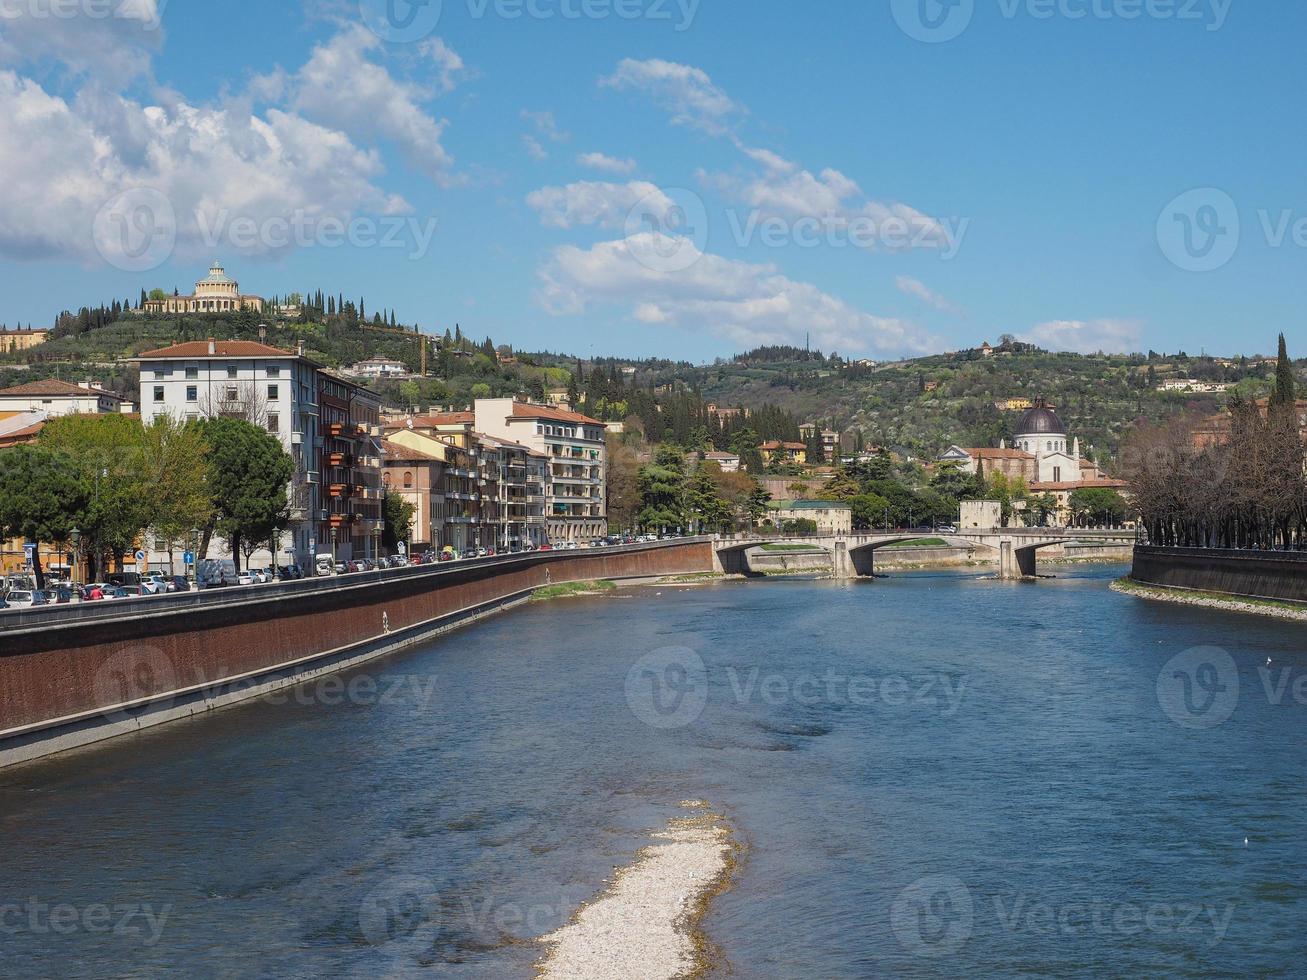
[0,541,713,769]
[1130,545,1307,602]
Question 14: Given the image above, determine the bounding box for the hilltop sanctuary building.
[938,400,1128,524]
[141,261,265,315]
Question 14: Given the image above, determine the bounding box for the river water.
[2,565,1304,977]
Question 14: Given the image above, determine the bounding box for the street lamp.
[374,524,382,565]
[69,527,80,585]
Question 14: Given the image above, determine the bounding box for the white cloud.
[896,276,957,312]
[1021,319,1143,354]
[578,152,637,176]
[703,153,959,253]
[418,37,465,95]
[536,234,934,356]
[0,0,166,79]
[600,58,741,134]
[522,135,549,161]
[0,68,406,263]
[526,181,672,231]
[286,25,458,184]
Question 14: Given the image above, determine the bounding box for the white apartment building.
[133,339,383,570]
[472,398,608,543]
[0,379,127,416]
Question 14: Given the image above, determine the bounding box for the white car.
[4,590,37,609]
[141,575,169,595]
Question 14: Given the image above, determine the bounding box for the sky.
[0,0,1301,362]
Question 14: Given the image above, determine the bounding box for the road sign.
[183,551,195,565]
[135,550,146,562]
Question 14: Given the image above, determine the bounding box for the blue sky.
[0,0,1300,361]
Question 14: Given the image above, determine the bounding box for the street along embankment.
[0,541,713,770]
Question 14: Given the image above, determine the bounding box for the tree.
[138,418,214,572]
[40,413,153,579]
[745,479,772,527]
[198,418,295,572]
[1068,487,1129,527]
[1030,492,1059,527]
[1270,333,1297,413]
[637,445,687,532]
[0,446,90,590]
[605,434,642,531]
[685,461,731,533]
[850,492,893,530]
[817,470,861,501]
[382,491,415,550]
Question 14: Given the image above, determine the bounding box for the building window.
[1053,466,1061,482]
[268,384,280,401]
[227,366,238,379]
[186,386,198,402]
[267,367,281,378]
[186,413,198,423]
[404,472,414,489]
[185,367,198,380]
[268,415,280,433]
[225,387,239,401]
[153,386,164,403]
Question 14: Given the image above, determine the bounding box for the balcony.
[328,483,353,499]
[327,452,354,468]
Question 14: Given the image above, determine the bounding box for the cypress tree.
[1271,333,1296,411]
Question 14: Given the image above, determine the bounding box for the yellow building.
[141,260,265,314]
[759,440,808,466]
[0,328,49,353]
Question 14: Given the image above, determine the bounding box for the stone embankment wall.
[1130,545,1307,602]
[0,542,713,769]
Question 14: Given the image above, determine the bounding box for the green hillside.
[2,299,1283,468]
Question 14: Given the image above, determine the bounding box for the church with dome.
[937,398,1128,524]
[140,261,265,315]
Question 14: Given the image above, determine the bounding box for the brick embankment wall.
[1130,545,1307,602]
[0,541,713,769]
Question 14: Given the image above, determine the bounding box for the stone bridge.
[713,528,1136,580]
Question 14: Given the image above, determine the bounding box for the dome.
[198,261,236,286]
[1015,401,1066,437]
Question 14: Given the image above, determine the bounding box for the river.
[1,565,1303,977]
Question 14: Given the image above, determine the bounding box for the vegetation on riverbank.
[531,580,618,601]
[883,538,949,549]
[1111,577,1307,621]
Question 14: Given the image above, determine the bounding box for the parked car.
[103,586,133,600]
[4,590,41,609]
[169,576,192,593]
[51,586,76,604]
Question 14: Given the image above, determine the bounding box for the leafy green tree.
[198,418,295,572]
[382,490,415,550]
[685,461,732,533]
[817,469,862,501]
[0,446,90,589]
[40,413,152,579]
[637,445,687,532]
[139,418,213,566]
[1030,492,1059,527]
[1068,487,1128,527]
[850,492,893,530]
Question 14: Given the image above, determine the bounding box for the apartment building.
[472,399,607,543]
[134,339,383,568]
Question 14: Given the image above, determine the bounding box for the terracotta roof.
[0,420,45,446]
[0,328,48,336]
[759,441,806,451]
[1029,478,1129,491]
[967,448,1035,460]
[0,379,121,399]
[392,412,474,428]
[507,403,604,425]
[135,340,303,359]
[381,439,444,463]
[704,451,739,459]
